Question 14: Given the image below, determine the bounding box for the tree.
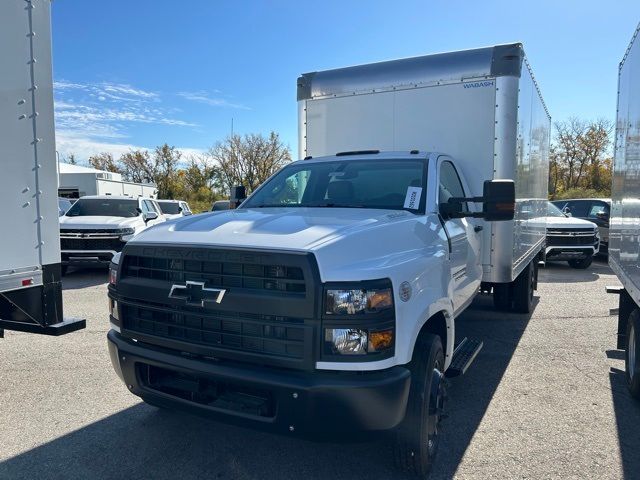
[64,153,78,165]
[207,132,291,194]
[179,155,221,212]
[88,152,121,173]
[120,150,154,183]
[152,144,182,199]
[549,118,613,198]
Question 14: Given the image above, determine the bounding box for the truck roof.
[298,43,527,101]
[300,150,431,163]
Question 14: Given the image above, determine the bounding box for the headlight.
[324,328,394,355]
[119,228,135,241]
[325,287,393,315]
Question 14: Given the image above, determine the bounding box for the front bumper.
[545,244,599,261]
[107,329,411,439]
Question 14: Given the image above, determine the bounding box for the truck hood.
[60,216,142,230]
[545,216,597,229]
[131,208,417,251]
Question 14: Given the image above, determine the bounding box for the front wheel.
[568,256,593,269]
[394,333,446,477]
[626,311,640,400]
[512,261,535,314]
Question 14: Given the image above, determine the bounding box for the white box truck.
[0,0,84,336]
[106,44,548,477]
[608,22,640,400]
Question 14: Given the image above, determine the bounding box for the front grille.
[61,237,125,251]
[121,254,306,294]
[114,244,318,370]
[122,301,307,360]
[546,228,597,246]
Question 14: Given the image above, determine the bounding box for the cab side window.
[439,161,469,213]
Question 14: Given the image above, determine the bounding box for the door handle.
[474,225,483,233]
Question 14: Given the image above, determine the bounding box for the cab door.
[437,158,482,313]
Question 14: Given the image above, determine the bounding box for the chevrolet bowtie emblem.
[168,281,226,307]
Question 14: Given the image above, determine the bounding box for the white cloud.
[52,80,230,163]
[178,90,250,110]
[56,130,204,163]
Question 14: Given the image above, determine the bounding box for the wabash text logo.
[463,81,495,89]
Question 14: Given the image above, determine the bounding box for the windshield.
[157,201,181,214]
[65,198,140,218]
[547,202,566,217]
[243,159,426,212]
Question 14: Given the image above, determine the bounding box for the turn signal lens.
[109,267,117,285]
[368,329,394,352]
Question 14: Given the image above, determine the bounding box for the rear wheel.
[512,261,534,314]
[626,311,640,400]
[493,284,512,311]
[568,256,593,269]
[394,333,446,478]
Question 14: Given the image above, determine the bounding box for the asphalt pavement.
[1,258,639,480]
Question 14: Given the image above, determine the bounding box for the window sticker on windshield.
[404,187,422,210]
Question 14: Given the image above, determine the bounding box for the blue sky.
[51,0,640,162]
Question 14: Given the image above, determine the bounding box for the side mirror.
[144,211,158,223]
[230,185,247,209]
[595,211,609,220]
[482,180,515,221]
[178,206,183,213]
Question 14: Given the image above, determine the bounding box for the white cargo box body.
[610,23,640,303]
[297,44,550,283]
[0,0,59,292]
[58,163,158,199]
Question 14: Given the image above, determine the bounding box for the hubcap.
[426,361,445,455]
[630,323,637,380]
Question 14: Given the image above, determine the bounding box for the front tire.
[626,311,640,400]
[394,333,445,477]
[568,256,593,269]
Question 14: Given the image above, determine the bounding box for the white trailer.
[0,0,84,335]
[59,163,157,199]
[608,22,640,399]
[297,43,550,300]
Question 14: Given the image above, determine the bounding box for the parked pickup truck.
[60,195,165,274]
[107,44,549,478]
[157,200,192,220]
[551,198,610,253]
[608,22,640,400]
[545,202,599,269]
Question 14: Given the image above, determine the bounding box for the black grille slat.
[122,302,307,360]
[546,234,597,246]
[122,255,306,294]
[61,237,125,251]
